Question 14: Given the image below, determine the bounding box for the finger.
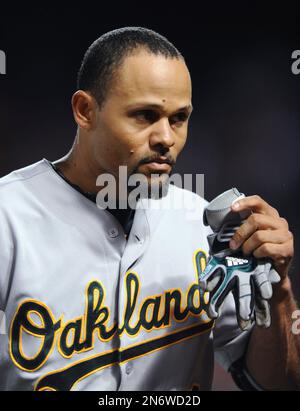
[199,265,226,291]
[249,231,294,278]
[231,275,254,330]
[238,318,253,331]
[230,214,288,250]
[269,268,281,284]
[206,270,223,292]
[231,195,279,217]
[237,278,253,321]
[254,296,271,328]
[241,228,293,256]
[210,276,237,318]
[253,239,294,261]
[252,270,273,300]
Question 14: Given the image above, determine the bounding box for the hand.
[199,255,281,329]
[229,195,294,279]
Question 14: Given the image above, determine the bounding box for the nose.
[149,117,175,150]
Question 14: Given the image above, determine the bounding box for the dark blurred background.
[0,2,299,390]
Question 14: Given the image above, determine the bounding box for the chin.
[142,173,170,199]
[127,172,171,202]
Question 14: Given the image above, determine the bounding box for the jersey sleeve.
[0,211,14,311]
[212,291,254,371]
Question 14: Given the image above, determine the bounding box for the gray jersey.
[0,159,252,391]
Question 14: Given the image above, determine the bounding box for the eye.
[169,112,189,126]
[133,110,159,123]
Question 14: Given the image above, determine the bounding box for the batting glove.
[200,188,280,330]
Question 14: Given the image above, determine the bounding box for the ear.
[71,90,98,131]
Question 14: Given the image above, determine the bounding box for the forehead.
[111,51,192,106]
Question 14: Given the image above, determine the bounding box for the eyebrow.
[125,102,193,113]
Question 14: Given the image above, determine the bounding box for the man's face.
[91,50,193,197]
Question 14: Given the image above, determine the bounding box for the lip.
[141,162,172,172]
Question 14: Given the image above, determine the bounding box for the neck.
[53,134,132,207]
[53,135,103,194]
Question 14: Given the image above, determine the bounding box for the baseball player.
[0,27,299,391]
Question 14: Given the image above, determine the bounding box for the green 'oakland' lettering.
[10,250,208,371]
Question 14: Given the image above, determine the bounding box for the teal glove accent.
[199,255,280,330]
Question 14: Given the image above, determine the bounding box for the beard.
[127,154,175,202]
[95,167,172,211]
[128,171,171,200]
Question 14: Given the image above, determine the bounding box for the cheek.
[95,132,143,174]
[92,120,128,159]
[116,130,148,161]
[174,129,188,154]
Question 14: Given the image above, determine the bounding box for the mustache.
[139,155,176,166]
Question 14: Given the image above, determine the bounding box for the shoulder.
[0,159,52,214]
[0,159,50,190]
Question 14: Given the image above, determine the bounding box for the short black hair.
[77,27,184,108]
